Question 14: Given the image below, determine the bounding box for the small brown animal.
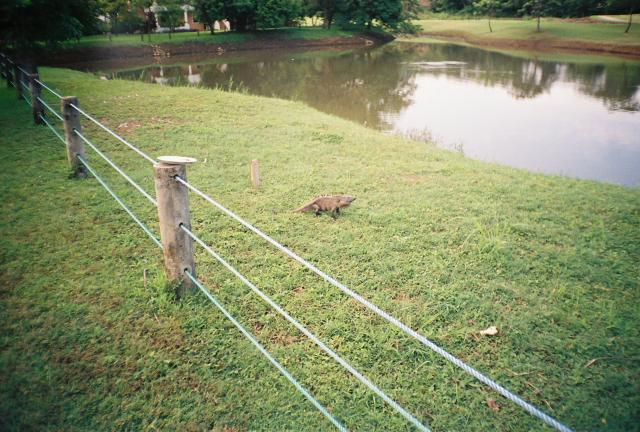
[294,195,356,219]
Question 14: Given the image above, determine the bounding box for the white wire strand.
[175,176,573,432]
[37,96,64,122]
[69,103,157,165]
[184,270,348,432]
[34,78,63,99]
[73,129,157,206]
[77,155,162,249]
[181,224,431,432]
[39,114,65,144]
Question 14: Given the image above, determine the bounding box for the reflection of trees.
[117,47,418,129]
[397,43,640,111]
[116,42,640,128]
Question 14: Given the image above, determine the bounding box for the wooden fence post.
[250,159,261,188]
[13,64,22,100]
[61,96,87,177]
[154,156,197,296]
[28,73,44,125]
[0,56,9,87]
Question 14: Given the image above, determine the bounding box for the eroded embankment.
[415,31,640,58]
[39,32,393,66]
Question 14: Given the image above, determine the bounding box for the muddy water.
[94,42,640,186]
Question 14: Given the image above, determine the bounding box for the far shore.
[409,18,640,58]
[33,28,393,66]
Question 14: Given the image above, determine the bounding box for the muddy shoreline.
[39,32,393,67]
[415,32,640,59]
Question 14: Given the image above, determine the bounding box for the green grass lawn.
[65,27,359,48]
[413,18,640,46]
[0,68,639,431]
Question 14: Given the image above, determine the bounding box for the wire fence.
[0,52,575,432]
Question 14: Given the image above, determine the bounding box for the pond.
[93,42,640,186]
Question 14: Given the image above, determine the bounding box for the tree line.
[0,0,419,49]
[429,0,636,19]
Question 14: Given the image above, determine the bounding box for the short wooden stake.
[13,64,22,99]
[154,157,197,296]
[250,159,261,188]
[61,96,87,177]
[28,73,44,125]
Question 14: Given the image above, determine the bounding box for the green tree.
[223,0,257,31]
[0,0,100,51]
[256,0,304,28]
[194,0,225,34]
[520,0,561,32]
[473,0,500,32]
[158,1,185,38]
[608,0,636,33]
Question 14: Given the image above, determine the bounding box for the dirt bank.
[40,32,393,67]
[415,31,640,59]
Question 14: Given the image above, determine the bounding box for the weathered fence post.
[13,64,22,100]
[28,73,44,125]
[154,156,197,296]
[0,56,9,87]
[61,96,87,177]
[250,159,261,188]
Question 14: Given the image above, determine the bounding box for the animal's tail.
[294,202,314,212]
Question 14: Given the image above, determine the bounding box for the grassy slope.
[66,27,358,48]
[0,69,639,431]
[413,18,640,46]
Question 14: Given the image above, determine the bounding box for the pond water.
[101,42,640,186]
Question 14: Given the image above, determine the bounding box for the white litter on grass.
[479,326,499,336]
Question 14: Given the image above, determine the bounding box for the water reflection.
[110,42,640,186]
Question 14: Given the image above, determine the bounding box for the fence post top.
[62,96,78,103]
[157,156,197,166]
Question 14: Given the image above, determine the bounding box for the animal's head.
[342,196,356,204]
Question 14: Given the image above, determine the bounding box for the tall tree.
[223,0,257,31]
[255,0,304,28]
[473,0,501,32]
[0,0,100,51]
[520,0,561,32]
[194,0,225,33]
[608,0,636,33]
[159,4,184,38]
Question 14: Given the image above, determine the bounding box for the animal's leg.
[336,207,341,215]
[331,209,338,219]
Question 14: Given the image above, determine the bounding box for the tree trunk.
[488,17,492,33]
[537,15,541,32]
[625,6,634,33]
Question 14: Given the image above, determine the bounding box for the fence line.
[0,53,575,432]
[180,224,431,432]
[0,55,348,431]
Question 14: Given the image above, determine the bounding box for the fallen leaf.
[487,398,501,412]
[479,326,499,336]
